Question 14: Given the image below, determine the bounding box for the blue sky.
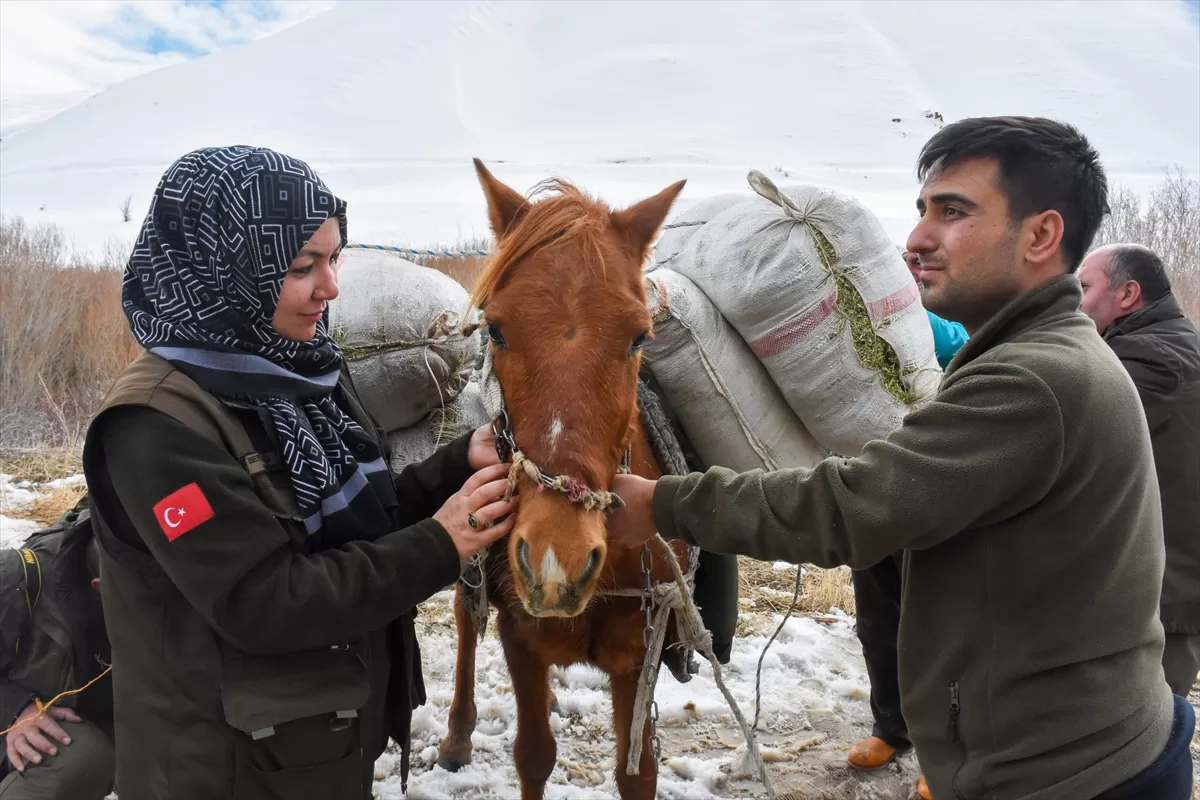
[105,0,293,58]
[0,0,335,132]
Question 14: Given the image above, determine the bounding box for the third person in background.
[1079,243,1200,697]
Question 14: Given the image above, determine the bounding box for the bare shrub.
[0,216,139,449]
[120,195,133,223]
[1092,166,1200,322]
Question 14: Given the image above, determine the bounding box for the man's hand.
[606,474,659,549]
[4,702,81,772]
[468,423,502,470]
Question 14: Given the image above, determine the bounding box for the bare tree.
[120,195,133,223]
[1092,166,1200,322]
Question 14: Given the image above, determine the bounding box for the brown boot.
[847,736,897,770]
[916,775,933,800]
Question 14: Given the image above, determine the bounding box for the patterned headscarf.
[124,145,393,548]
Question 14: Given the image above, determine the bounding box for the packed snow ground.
[1,1,1197,259]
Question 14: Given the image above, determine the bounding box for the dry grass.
[1092,166,1200,322]
[0,218,495,454]
[368,236,493,293]
[7,483,87,525]
[0,217,140,450]
[0,447,83,484]
[737,556,856,617]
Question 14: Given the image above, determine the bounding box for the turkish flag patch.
[153,482,215,542]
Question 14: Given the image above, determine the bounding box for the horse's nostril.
[515,538,535,586]
[577,547,603,586]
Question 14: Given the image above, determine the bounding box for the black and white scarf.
[123,145,393,549]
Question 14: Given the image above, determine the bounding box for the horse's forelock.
[469,181,619,311]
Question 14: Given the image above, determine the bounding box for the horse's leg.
[610,668,657,800]
[436,583,479,771]
[500,627,556,799]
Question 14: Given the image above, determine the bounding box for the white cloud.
[0,0,336,133]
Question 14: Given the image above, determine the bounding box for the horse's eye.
[629,331,649,356]
[488,324,506,349]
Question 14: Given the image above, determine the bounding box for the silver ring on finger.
[467,513,479,530]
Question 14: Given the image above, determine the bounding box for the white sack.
[643,268,826,473]
[387,381,492,472]
[658,171,940,455]
[329,249,479,432]
[652,192,750,272]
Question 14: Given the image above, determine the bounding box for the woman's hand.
[434,463,519,560]
[468,423,502,470]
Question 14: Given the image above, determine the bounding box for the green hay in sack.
[807,225,915,405]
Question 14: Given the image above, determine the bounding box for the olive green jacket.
[654,275,1173,800]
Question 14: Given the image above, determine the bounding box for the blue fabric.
[927,310,969,369]
[123,146,392,548]
[1092,693,1194,799]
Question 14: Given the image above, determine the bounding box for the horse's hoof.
[662,647,694,684]
[437,752,472,772]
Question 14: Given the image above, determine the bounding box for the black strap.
[13,546,43,655]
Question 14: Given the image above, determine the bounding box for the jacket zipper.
[947,681,967,799]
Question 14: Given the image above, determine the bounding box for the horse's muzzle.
[513,537,605,617]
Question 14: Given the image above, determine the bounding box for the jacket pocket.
[946,680,968,800]
[233,731,362,800]
[222,642,371,800]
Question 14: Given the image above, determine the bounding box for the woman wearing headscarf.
[81,146,516,799]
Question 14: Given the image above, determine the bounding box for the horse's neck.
[628,414,665,482]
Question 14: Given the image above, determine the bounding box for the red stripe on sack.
[866,282,920,319]
[749,294,838,360]
[652,276,669,315]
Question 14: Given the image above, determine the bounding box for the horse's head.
[470,159,685,618]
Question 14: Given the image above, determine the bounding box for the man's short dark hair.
[917,116,1109,272]
[1106,244,1173,303]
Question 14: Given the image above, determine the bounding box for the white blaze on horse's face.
[547,416,564,454]
[471,157,685,618]
[539,546,569,587]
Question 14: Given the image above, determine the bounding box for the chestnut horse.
[435,160,692,799]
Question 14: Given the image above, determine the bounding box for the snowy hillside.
[1,0,1197,256]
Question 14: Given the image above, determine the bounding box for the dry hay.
[737,556,856,624]
[10,483,87,525]
[808,225,914,405]
[0,447,82,484]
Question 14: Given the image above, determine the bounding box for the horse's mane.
[469,179,613,311]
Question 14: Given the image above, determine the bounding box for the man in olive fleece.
[610,116,1193,800]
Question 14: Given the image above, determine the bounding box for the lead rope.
[626,535,776,798]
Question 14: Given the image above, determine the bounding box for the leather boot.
[847,736,897,770]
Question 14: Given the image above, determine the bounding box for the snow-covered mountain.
[1,0,1197,256]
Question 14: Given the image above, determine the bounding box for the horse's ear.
[474,158,528,240]
[610,179,687,259]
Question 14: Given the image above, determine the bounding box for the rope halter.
[493,408,629,511]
